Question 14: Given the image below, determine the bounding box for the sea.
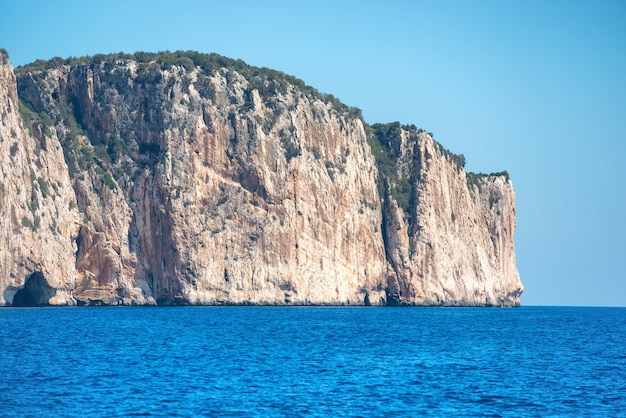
[0,306,624,417]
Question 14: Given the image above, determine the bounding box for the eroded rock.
[0,51,523,306]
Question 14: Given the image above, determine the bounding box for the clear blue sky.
[2,0,624,306]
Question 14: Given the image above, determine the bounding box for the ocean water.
[0,306,624,417]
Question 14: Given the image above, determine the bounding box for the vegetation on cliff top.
[367,122,470,213]
[466,170,510,189]
[367,122,422,223]
[0,48,9,65]
[15,50,361,117]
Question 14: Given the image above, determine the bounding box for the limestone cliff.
[0,50,523,306]
[369,123,523,306]
[0,50,78,306]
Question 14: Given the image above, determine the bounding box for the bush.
[466,171,510,188]
[18,99,36,135]
[195,74,216,101]
[107,136,127,163]
[103,172,117,190]
[0,48,8,64]
[393,178,413,214]
[78,145,95,169]
[178,57,195,72]
[492,170,510,181]
[16,50,362,121]
[452,154,466,169]
[325,161,335,181]
[21,217,34,230]
[29,191,39,213]
[366,122,431,226]
[280,134,301,162]
[37,177,50,198]
[432,140,465,171]
[366,123,398,180]
[94,144,111,164]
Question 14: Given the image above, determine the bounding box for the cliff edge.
[0,50,523,306]
[369,123,523,306]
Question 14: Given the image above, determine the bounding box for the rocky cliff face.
[370,124,523,306]
[0,50,523,306]
[0,51,78,306]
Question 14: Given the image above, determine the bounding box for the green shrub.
[38,111,53,130]
[94,144,111,164]
[392,178,413,214]
[366,122,430,226]
[452,153,466,169]
[178,57,195,72]
[78,145,95,169]
[466,171,510,188]
[492,170,510,181]
[280,134,301,162]
[29,191,39,213]
[195,74,216,100]
[18,50,361,117]
[366,123,403,197]
[37,177,50,198]
[0,48,8,64]
[18,99,36,136]
[216,193,229,206]
[432,140,465,171]
[103,172,117,190]
[325,161,335,181]
[107,136,127,163]
[21,217,34,230]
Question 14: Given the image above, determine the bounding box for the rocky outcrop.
[0,50,523,306]
[0,50,78,306]
[371,123,523,306]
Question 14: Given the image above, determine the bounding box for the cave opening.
[12,272,56,307]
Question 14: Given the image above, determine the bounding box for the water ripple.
[0,306,624,416]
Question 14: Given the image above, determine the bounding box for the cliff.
[369,123,522,306]
[0,50,523,306]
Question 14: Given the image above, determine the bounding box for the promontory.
[0,50,523,306]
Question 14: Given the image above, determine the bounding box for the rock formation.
[370,123,523,306]
[0,50,523,306]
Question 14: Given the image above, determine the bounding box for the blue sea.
[1,306,624,417]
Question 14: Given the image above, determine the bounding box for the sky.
[1,0,625,307]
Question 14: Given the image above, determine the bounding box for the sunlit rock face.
[0,52,77,307]
[372,125,523,306]
[0,51,522,306]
